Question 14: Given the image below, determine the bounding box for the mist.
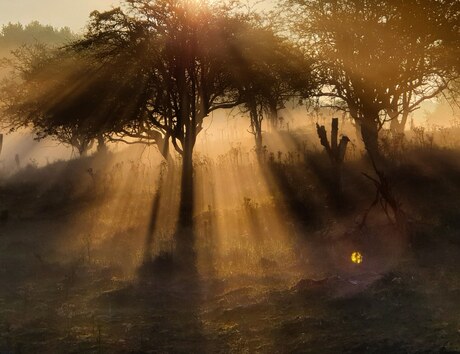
[0,0,460,353]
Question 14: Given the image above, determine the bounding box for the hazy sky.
[0,0,121,33]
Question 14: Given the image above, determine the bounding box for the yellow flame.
[351,251,363,264]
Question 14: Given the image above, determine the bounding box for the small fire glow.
[351,251,363,264]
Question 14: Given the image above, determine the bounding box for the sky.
[0,0,121,33]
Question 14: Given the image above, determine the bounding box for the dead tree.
[316,117,350,195]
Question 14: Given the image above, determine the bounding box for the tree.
[0,1,314,263]
[2,0,285,263]
[227,20,315,156]
[70,0,274,262]
[286,0,459,163]
[0,21,76,60]
[0,23,101,155]
[0,44,118,156]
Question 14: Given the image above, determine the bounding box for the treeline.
[0,21,76,55]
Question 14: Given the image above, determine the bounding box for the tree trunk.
[76,137,93,157]
[79,147,88,157]
[255,126,263,157]
[358,109,409,239]
[268,100,278,130]
[360,113,382,166]
[389,91,411,136]
[96,135,107,154]
[175,139,196,268]
[248,100,263,159]
[389,110,409,135]
[179,144,194,229]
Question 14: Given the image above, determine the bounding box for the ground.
[0,146,460,353]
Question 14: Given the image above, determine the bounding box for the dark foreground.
[1,148,460,353]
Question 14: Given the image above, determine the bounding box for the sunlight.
[351,251,363,264]
[1,0,459,351]
[193,146,299,278]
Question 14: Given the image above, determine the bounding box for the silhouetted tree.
[0,23,81,150]
[0,44,115,156]
[70,0,270,261]
[227,19,315,157]
[286,0,459,163]
[2,0,297,263]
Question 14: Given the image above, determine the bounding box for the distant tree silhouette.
[0,22,91,153]
[0,21,76,56]
[0,44,114,156]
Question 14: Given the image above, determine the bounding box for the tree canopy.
[285,0,460,159]
[2,0,316,159]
